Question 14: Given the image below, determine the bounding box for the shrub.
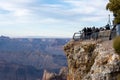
[113,36,120,54]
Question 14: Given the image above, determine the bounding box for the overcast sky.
[0,0,112,38]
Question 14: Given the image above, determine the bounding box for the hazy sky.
[0,0,112,38]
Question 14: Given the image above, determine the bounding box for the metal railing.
[73,30,116,41]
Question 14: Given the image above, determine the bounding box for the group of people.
[80,24,111,40]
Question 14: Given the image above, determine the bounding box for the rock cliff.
[42,67,67,80]
[64,40,120,80]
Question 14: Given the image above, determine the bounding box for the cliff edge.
[64,40,120,80]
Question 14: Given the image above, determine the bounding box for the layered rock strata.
[64,40,120,80]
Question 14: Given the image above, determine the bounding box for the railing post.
[116,24,120,36]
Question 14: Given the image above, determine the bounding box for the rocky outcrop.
[42,67,67,80]
[64,40,120,80]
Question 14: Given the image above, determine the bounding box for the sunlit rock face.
[64,40,120,80]
[42,67,67,80]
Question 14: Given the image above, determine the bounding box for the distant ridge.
[0,35,71,39]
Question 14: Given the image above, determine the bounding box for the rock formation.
[42,67,67,80]
[64,40,120,80]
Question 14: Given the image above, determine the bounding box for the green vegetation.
[113,36,120,54]
[106,0,120,24]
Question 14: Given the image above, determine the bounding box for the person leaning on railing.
[82,27,87,39]
[91,27,100,40]
[86,27,92,39]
